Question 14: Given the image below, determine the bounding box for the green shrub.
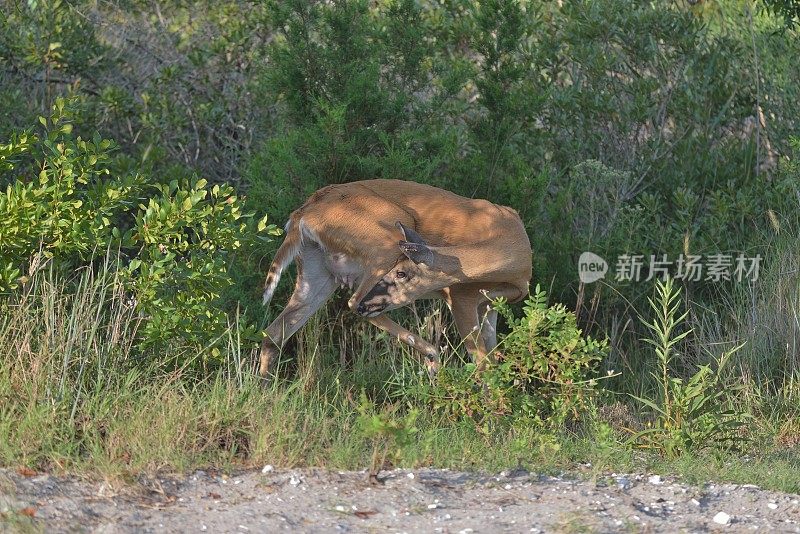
[119,178,278,354]
[0,97,144,291]
[426,286,609,431]
[0,0,110,135]
[0,98,279,358]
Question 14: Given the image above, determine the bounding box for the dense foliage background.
[1,0,799,479]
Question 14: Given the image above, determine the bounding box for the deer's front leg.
[366,314,440,379]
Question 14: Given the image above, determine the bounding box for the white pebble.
[713,512,731,525]
[261,465,274,474]
[289,475,301,486]
[648,475,663,485]
[407,472,415,479]
[768,503,778,510]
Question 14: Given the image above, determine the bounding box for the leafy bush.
[0,1,271,184]
[0,98,279,357]
[493,287,610,421]
[0,97,143,291]
[763,0,800,28]
[426,286,609,431]
[119,178,277,353]
[0,0,111,135]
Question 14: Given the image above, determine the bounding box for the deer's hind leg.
[448,287,485,366]
[259,244,336,377]
[449,283,524,369]
[476,300,498,355]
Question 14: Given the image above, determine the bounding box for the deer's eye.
[396,271,407,280]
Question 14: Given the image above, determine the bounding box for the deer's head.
[356,222,461,317]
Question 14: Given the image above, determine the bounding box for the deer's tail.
[262,216,302,305]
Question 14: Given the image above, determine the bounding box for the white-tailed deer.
[259,179,532,377]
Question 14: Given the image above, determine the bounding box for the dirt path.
[2,467,799,532]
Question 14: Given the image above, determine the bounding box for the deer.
[258,179,532,378]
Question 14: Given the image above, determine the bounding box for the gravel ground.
[2,466,800,532]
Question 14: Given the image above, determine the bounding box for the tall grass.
[0,261,358,473]
[2,233,799,486]
[0,262,590,478]
[687,226,800,445]
[732,237,800,387]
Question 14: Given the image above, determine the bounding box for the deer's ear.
[395,221,427,246]
[399,240,434,265]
